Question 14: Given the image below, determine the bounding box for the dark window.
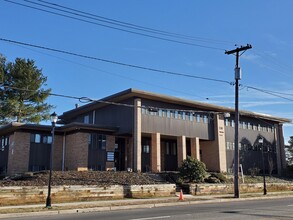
[98,135,106,150]
[143,145,150,153]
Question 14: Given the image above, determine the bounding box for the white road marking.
[287,204,293,206]
[129,216,171,220]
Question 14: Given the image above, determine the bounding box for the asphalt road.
[6,197,293,220]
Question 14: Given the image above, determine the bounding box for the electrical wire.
[34,0,234,46]
[0,37,232,85]
[3,0,226,51]
[245,86,293,102]
[0,84,223,116]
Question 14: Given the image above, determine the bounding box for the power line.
[0,37,232,84]
[3,0,225,51]
[34,0,234,46]
[245,86,293,102]
[0,85,223,116]
[10,42,212,101]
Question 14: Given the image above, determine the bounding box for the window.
[258,124,261,131]
[247,122,252,129]
[47,136,52,144]
[166,142,170,155]
[158,109,163,117]
[242,122,247,129]
[203,115,208,123]
[98,135,106,149]
[226,142,235,150]
[174,111,178,119]
[84,115,90,124]
[35,134,41,143]
[225,119,229,127]
[182,112,186,120]
[167,110,171,118]
[189,112,193,121]
[196,114,201,123]
[231,120,235,127]
[143,145,150,153]
[141,106,146,114]
[239,122,243,129]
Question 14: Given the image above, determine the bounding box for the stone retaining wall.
[190,183,293,195]
[0,184,176,206]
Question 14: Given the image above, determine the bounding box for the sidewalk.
[1,191,293,219]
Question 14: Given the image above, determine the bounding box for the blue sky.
[1,0,293,142]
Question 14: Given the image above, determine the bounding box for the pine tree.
[285,136,293,165]
[0,55,53,124]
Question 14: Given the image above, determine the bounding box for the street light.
[46,112,58,208]
[259,138,267,195]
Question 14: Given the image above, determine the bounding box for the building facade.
[0,89,290,175]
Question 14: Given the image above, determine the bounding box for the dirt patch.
[0,171,165,187]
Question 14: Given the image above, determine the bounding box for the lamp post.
[259,138,267,195]
[46,112,58,208]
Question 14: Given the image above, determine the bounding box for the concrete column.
[200,114,227,172]
[151,133,161,172]
[177,136,186,168]
[133,98,142,171]
[191,137,200,160]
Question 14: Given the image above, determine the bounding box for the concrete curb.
[1,193,293,219]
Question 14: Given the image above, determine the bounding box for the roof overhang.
[59,88,291,124]
[0,122,118,136]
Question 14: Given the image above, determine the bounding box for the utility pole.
[225,44,252,198]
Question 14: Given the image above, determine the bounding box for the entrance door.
[141,137,151,172]
[114,138,125,171]
[88,134,107,171]
[163,140,177,171]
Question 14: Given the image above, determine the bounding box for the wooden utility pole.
[225,44,252,198]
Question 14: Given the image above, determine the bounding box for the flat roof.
[60,88,291,124]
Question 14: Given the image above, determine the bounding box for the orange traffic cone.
[179,189,184,201]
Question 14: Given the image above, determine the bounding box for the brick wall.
[53,135,63,171]
[105,135,115,169]
[65,132,89,171]
[7,132,30,175]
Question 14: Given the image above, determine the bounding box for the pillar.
[191,137,200,160]
[177,136,186,168]
[133,98,142,171]
[151,133,161,172]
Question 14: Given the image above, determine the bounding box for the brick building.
[0,89,290,175]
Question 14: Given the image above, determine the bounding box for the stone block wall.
[189,183,293,195]
[0,184,176,206]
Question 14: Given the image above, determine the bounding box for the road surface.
[6,197,293,220]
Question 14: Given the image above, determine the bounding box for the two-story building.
[0,88,290,175]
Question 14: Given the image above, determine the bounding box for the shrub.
[248,167,260,177]
[205,176,221,183]
[179,156,207,183]
[211,172,227,183]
